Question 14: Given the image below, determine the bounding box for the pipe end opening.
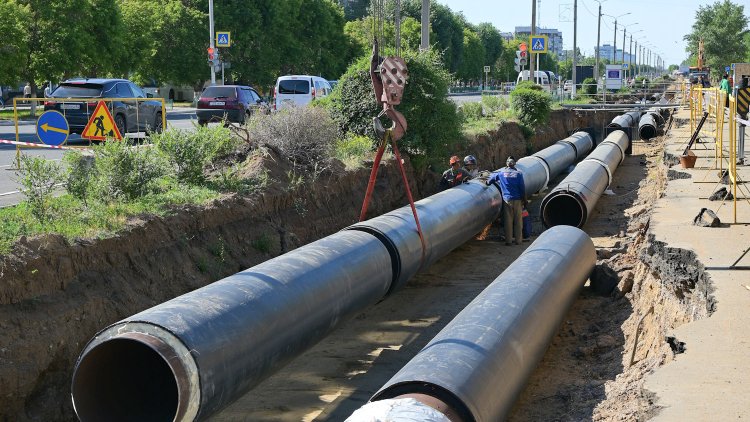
[542,192,586,228]
[72,338,179,422]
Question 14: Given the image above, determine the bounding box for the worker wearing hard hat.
[463,155,479,178]
[439,155,471,191]
[487,156,526,246]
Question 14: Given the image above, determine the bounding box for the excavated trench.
[0,109,715,421]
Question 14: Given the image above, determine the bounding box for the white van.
[515,70,552,92]
[274,75,332,111]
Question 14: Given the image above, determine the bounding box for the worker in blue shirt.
[487,156,526,245]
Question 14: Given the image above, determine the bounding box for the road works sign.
[82,101,122,141]
[216,31,231,47]
[530,35,548,53]
[36,110,69,146]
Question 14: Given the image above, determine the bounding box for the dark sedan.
[44,78,164,136]
[196,85,267,125]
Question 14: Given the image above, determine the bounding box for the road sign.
[530,35,548,53]
[726,66,731,72]
[216,31,231,47]
[622,63,629,69]
[484,66,490,73]
[36,110,69,146]
[731,63,735,70]
[81,101,122,141]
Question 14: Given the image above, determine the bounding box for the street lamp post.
[602,12,630,64]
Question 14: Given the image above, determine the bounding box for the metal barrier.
[8,96,166,168]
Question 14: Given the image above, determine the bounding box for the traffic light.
[514,43,528,72]
[207,47,216,62]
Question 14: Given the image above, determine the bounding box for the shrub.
[582,77,597,96]
[63,151,95,206]
[334,133,373,167]
[15,154,61,221]
[460,102,483,121]
[510,87,552,127]
[247,106,338,170]
[325,49,461,163]
[481,95,509,116]
[515,80,544,91]
[152,126,236,184]
[91,139,169,201]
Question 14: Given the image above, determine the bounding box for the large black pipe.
[515,131,594,196]
[71,133,595,421]
[638,109,666,140]
[72,230,394,421]
[607,111,642,133]
[540,130,629,228]
[361,226,596,422]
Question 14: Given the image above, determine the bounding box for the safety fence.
[7,96,166,168]
[689,85,747,223]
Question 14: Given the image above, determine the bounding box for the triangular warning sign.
[81,101,123,141]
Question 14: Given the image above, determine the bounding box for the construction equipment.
[359,0,426,262]
[688,38,710,84]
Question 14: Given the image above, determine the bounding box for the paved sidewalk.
[644,108,750,420]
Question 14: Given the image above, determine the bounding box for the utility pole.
[572,0,577,97]
[208,0,216,85]
[595,2,602,85]
[529,0,536,82]
[612,19,617,64]
[622,27,626,66]
[629,34,633,80]
[420,0,429,51]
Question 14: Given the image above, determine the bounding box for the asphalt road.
[0,108,198,207]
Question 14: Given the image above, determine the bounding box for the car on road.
[44,78,164,136]
[196,85,267,125]
[142,79,196,102]
[273,75,332,111]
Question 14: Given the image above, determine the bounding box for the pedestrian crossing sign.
[81,101,122,141]
[216,31,231,47]
[530,35,548,53]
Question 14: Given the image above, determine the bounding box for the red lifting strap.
[358,131,426,264]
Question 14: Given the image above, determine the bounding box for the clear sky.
[436,0,721,66]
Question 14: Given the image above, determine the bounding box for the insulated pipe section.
[366,226,596,422]
[72,230,394,422]
[540,130,629,228]
[515,131,594,196]
[346,180,502,292]
[638,113,658,140]
[607,111,642,132]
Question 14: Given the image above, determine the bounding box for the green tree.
[457,28,485,81]
[476,22,503,66]
[120,0,205,87]
[16,0,105,96]
[337,0,368,20]
[684,1,749,72]
[0,1,30,85]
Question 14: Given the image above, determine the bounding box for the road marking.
[0,190,20,197]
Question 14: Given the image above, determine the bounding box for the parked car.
[196,85,267,125]
[44,78,164,136]
[273,75,332,111]
[563,80,573,92]
[142,79,196,102]
[515,70,552,92]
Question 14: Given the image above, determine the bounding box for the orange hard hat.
[450,155,460,164]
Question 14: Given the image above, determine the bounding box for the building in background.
[597,44,634,64]
[514,26,564,61]
[500,32,514,42]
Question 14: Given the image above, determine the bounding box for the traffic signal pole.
[529,0,536,82]
[208,0,216,85]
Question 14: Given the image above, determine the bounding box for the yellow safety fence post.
[717,91,725,173]
[729,93,737,223]
[690,85,695,136]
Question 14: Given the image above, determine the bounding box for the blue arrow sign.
[623,63,629,69]
[726,66,731,72]
[36,110,69,146]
